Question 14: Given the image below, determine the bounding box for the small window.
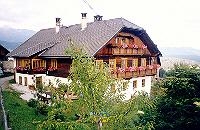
[133,80,137,88]
[96,60,103,70]
[111,84,116,92]
[127,59,132,67]
[115,37,120,46]
[142,79,145,87]
[109,59,116,70]
[19,76,22,85]
[51,59,57,68]
[141,58,146,66]
[122,38,126,44]
[121,58,127,68]
[132,59,138,67]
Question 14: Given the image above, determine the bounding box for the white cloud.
[0,0,200,49]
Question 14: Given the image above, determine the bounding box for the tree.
[155,64,200,130]
[37,45,157,130]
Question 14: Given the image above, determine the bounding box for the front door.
[36,76,42,88]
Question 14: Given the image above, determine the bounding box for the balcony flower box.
[133,71,138,78]
[146,69,152,75]
[125,71,132,78]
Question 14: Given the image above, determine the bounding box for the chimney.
[81,13,87,30]
[94,15,103,22]
[55,18,61,33]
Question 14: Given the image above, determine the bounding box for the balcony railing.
[15,66,46,74]
[111,65,159,79]
[112,48,147,55]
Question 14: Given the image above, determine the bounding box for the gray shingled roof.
[7,18,161,57]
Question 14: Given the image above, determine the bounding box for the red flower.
[118,67,125,73]
[138,66,146,71]
[130,44,138,49]
[147,65,154,69]
[128,66,138,72]
[122,44,128,48]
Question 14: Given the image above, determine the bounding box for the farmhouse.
[8,14,161,99]
[0,44,9,61]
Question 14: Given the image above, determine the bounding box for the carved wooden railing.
[111,65,159,79]
[112,48,147,55]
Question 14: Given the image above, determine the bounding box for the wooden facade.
[16,58,72,78]
[15,32,159,79]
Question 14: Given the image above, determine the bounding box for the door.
[24,77,27,86]
[36,76,42,88]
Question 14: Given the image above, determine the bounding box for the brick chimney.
[55,18,61,33]
[81,13,87,30]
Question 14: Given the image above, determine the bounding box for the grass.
[8,79,16,84]
[2,90,46,130]
[0,72,13,78]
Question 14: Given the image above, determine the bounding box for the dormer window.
[122,38,126,45]
[115,37,120,46]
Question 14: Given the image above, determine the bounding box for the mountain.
[160,47,200,62]
[0,27,36,50]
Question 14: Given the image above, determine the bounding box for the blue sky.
[0,0,200,49]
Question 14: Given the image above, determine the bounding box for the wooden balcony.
[113,68,157,79]
[112,48,147,55]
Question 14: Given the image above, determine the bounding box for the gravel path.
[0,76,14,89]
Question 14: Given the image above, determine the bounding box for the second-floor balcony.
[111,64,160,79]
[112,48,148,55]
[16,66,46,74]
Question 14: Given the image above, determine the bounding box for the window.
[127,59,132,67]
[132,59,138,67]
[19,76,22,85]
[115,37,120,46]
[141,58,146,66]
[142,79,145,87]
[96,60,103,69]
[109,59,116,70]
[32,59,46,69]
[121,58,127,68]
[111,84,116,92]
[151,57,157,64]
[122,38,126,45]
[133,80,137,88]
[51,59,57,68]
[17,59,30,68]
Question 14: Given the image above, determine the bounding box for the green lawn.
[0,105,4,130]
[2,91,45,130]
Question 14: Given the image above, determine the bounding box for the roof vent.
[94,15,103,21]
[81,13,87,30]
[55,18,61,33]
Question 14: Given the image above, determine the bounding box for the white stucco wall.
[123,76,153,100]
[15,73,70,87]
[15,72,153,100]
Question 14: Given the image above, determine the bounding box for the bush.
[9,79,16,84]
[27,99,38,108]
[36,102,49,116]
